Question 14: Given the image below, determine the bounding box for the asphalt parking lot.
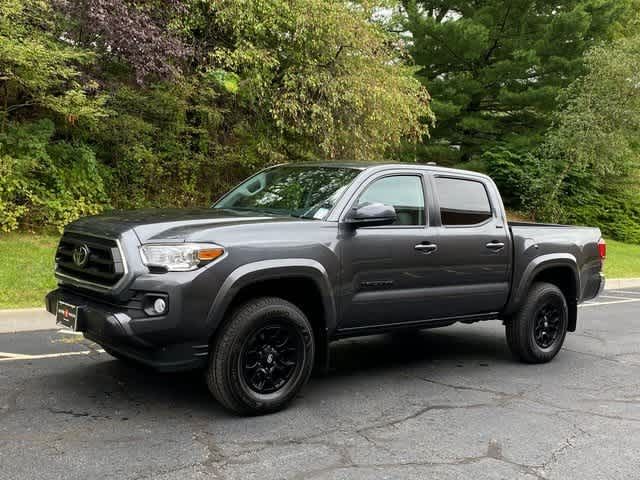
[1,290,640,480]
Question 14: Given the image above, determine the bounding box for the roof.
[283,161,491,180]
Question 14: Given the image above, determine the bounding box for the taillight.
[598,238,606,260]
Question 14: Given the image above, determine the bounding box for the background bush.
[0,120,109,231]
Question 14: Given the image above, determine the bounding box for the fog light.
[153,298,167,314]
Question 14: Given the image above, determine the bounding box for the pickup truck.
[46,163,606,415]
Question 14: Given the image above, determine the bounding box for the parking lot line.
[0,349,104,362]
[580,298,640,308]
[597,295,637,300]
[0,352,31,359]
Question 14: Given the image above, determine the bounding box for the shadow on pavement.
[41,324,512,416]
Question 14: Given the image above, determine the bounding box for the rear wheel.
[206,297,315,415]
[506,282,569,364]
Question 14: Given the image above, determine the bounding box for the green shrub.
[0,120,110,232]
[483,147,561,220]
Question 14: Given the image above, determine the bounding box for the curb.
[0,307,46,314]
[604,278,640,291]
[0,308,54,334]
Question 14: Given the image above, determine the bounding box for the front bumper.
[46,288,209,372]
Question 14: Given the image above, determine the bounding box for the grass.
[0,233,58,309]
[604,238,640,279]
[0,233,638,309]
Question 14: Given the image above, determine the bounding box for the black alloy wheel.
[533,299,564,349]
[240,323,304,395]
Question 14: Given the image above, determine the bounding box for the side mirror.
[344,202,397,228]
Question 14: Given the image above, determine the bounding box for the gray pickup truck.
[46,163,606,414]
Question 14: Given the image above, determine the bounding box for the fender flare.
[204,258,337,337]
[505,253,580,317]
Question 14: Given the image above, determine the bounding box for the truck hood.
[66,208,302,243]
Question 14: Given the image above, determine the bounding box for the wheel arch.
[506,254,580,332]
[205,259,336,367]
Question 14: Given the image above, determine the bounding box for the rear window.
[434,177,492,226]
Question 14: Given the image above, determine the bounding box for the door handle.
[486,241,505,251]
[415,243,438,254]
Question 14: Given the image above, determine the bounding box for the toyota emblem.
[72,244,90,268]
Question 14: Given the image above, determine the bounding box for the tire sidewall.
[223,302,314,414]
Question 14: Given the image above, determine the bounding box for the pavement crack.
[536,423,589,478]
[416,376,640,423]
[562,348,627,365]
[357,402,492,437]
[48,407,111,420]
[414,376,530,405]
[573,330,607,345]
[292,448,546,480]
[193,431,228,467]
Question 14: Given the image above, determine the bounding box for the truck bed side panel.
[506,224,603,314]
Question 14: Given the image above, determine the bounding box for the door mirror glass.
[345,202,397,227]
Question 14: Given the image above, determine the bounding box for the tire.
[206,297,315,415]
[506,282,569,364]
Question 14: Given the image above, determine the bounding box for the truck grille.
[55,232,126,289]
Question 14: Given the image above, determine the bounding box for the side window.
[434,177,492,226]
[357,175,425,226]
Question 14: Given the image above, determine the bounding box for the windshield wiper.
[290,212,319,220]
[214,207,285,216]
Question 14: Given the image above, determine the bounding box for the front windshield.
[213,165,361,219]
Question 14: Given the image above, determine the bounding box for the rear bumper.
[580,270,605,303]
[46,288,209,372]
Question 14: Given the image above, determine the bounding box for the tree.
[179,0,434,162]
[536,36,640,241]
[0,0,109,232]
[53,0,190,83]
[0,0,105,130]
[399,0,636,166]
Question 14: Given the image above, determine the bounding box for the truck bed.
[508,222,603,306]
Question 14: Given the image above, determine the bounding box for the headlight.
[139,243,225,272]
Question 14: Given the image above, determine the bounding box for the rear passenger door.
[428,175,511,317]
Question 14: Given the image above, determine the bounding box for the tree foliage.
[401,0,636,165]
[184,0,433,162]
[3,0,640,244]
[539,36,640,241]
[0,0,105,126]
[0,0,108,231]
[0,0,432,230]
[54,0,190,82]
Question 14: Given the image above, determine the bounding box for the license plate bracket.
[56,301,82,331]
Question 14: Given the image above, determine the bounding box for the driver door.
[337,172,442,330]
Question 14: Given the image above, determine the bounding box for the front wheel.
[506,282,569,364]
[206,297,315,415]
